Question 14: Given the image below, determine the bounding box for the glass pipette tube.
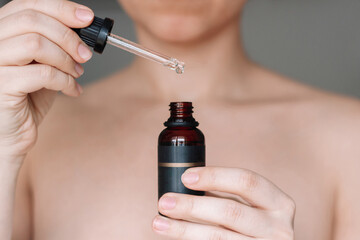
[107,34,185,74]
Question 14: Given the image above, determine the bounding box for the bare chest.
[32,110,334,240]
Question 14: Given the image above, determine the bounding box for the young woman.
[0,0,359,239]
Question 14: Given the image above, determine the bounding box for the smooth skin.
[0,0,359,239]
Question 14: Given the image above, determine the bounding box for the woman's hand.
[153,167,295,240]
[0,0,94,161]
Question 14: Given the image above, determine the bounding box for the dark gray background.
[1,0,360,97]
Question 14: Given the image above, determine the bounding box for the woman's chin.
[138,16,212,44]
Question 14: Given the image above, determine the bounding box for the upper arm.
[309,97,360,239]
[12,157,32,240]
[333,154,360,239]
[330,108,360,239]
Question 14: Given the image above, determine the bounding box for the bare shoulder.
[289,77,360,143]
[304,90,360,176]
[260,66,360,164]
[303,89,360,162]
[254,66,360,128]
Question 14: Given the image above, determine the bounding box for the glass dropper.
[107,33,184,74]
[73,16,185,74]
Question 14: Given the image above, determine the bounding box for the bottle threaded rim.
[165,102,199,127]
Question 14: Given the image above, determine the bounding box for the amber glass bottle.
[158,102,205,199]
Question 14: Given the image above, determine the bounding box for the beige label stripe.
[159,162,205,167]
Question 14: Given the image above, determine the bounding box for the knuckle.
[61,27,77,45]
[39,65,54,79]
[209,230,227,240]
[55,0,65,12]
[63,53,74,69]
[25,33,42,53]
[239,170,259,192]
[185,196,196,215]
[18,9,39,27]
[223,201,242,225]
[208,168,218,184]
[65,74,74,90]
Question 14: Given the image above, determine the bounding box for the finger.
[0,33,83,78]
[0,0,94,28]
[152,216,254,240]
[206,191,250,206]
[0,64,81,97]
[182,167,293,210]
[158,193,271,238]
[0,9,93,63]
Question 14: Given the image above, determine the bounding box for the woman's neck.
[129,17,253,103]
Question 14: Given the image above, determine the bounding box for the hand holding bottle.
[153,167,296,240]
[0,0,94,162]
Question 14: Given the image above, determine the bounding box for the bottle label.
[158,145,205,164]
[158,145,205,198]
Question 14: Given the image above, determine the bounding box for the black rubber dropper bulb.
[72,16,114,54]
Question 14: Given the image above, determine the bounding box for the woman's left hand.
[152,167,296,240]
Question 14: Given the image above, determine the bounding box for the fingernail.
[76,82,83,94]
[78,43,92,61]
[182,172,199,184]
[153,217,170,231]
[75,8,94,22]
[159,196,176,210]
[75,63,84,76]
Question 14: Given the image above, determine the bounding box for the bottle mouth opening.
[165,102,198,127]
[169,102,192,106]
[169,102,193,115]
[169,101,193,109]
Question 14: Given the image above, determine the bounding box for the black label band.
[158,145,205,163]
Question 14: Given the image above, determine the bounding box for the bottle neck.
[164,102,199,127]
